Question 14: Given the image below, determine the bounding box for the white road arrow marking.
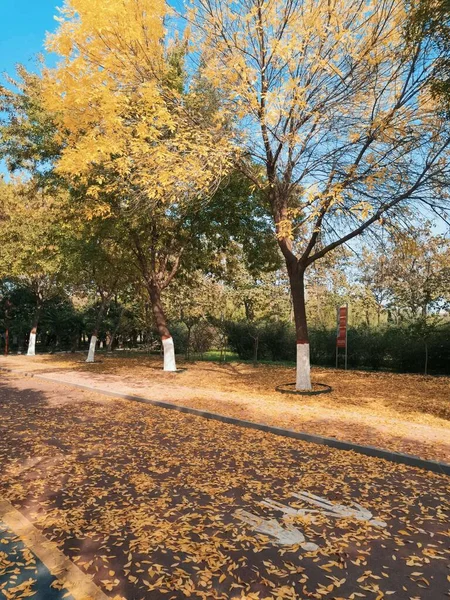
[261,498,309,517]
[235,509,319,550]
[292,490,387,528]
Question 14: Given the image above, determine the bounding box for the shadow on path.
[0,521,74,600]
[0,375,449,600]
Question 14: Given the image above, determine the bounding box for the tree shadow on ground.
[0,375,449,599]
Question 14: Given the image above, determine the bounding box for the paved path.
[0,497,110,600]
[0,373,449,599]
[0,520,74,600]
[1,355,449,466]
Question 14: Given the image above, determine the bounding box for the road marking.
[262,491,386,528]
[238,491,386,547]
[235,509,319,550]
[291,490,387,527]
[0,499,117,600]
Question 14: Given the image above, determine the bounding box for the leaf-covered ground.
[1,354,449,463]
[0,521,74,600]
[0,373,449,599]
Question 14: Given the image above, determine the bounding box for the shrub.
[169,322,189,355]
[224,319,450,375]
[190,322,218,356]
[224,321,266,361]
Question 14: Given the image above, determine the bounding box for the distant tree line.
[1,220,449,375]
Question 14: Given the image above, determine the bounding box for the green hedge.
[225,321,296,362]
[224,320,450,375]
[2,282,449,375]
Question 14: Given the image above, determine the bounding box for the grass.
[36,346,446,374]
[189,350,297,367]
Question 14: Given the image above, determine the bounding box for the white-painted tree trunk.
[27,331,36,356]
[86,335,97,363]
[296,343,312,391]
[162,337,177,372]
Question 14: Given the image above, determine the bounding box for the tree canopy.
[0,0,449,382]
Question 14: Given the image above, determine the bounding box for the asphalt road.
[0,374,449,600]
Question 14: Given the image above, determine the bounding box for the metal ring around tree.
[275,382,332,395]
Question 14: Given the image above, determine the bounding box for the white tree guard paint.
[27,332,36,356]
[296,343,312,390]
[163,337,177,371]
[86,335,97,363]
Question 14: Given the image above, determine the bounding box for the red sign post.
[336,304,348,369]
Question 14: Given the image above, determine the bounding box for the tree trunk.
[70,330,79,353]
[106,312,122,353]
[424,341,428,376]
[147,282,176,372]
[86,300,107,363]
[86,334,98,363]
[4,300,11,356]
[27,304,42,357]
[27,326,38,356]
[253,334,259,366]
[186,325,192,361]
[287,261,312,391]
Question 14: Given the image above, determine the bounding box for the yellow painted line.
[0,499,119,600]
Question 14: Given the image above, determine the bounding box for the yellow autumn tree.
[190,0,450,389]
[42,0,234,370]
[0,178,69,356]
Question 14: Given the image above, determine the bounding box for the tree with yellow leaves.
[0,178,67,356]
[190,0,450,389]
[41,0,234,370]
[360,223,450,320]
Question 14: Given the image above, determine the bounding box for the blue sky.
[0,0,184,177]
[0,0,60,82]
[0,0,184,83]
[1,0,61,177]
